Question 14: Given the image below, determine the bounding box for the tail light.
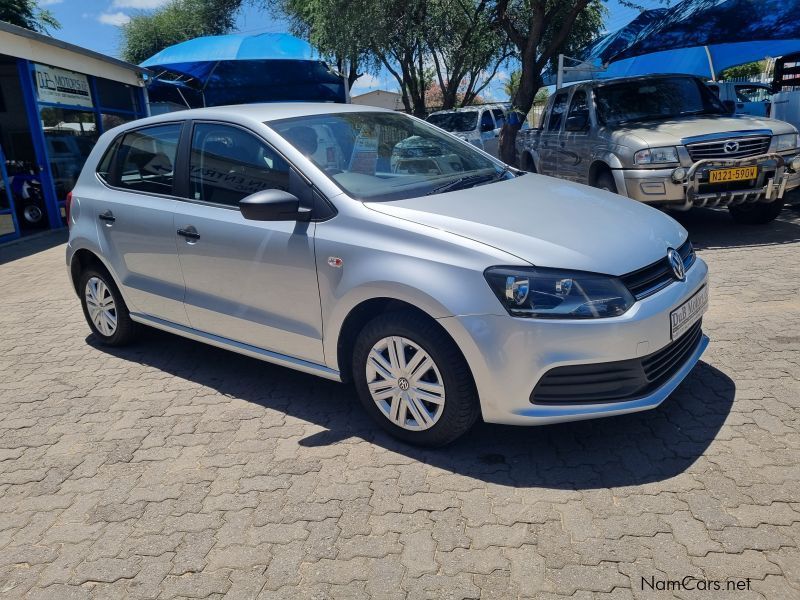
[65,191,73,228]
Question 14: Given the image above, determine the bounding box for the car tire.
[78,268,138,346]
[352,310,480,447]
[728,199,785,224]
[595,171,618,193]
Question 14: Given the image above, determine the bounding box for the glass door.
[0,144,21,242]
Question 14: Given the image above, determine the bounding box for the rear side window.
[96,137,120,184]
[190,123,290,207]
[115,124,182,194]
[480,111,495,131]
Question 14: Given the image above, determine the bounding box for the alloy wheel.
[365,336,446,431]
[85,276,117,336]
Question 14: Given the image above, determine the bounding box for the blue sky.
[42,0,665,100]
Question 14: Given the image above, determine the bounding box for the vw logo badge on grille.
[723,140,740,154]
[668,248,685,281]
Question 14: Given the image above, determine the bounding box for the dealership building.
[0,21,149,243]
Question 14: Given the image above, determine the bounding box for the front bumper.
[618,153,800,209]
[439,257,709,425]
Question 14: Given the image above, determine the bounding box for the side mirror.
[239,189,311,221]
[565,113,589,132]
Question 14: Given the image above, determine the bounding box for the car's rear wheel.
[352,311,479,446]
[728,199,784,224]
[79,268,138,346]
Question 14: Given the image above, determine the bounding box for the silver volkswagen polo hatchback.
[67,103,709,446]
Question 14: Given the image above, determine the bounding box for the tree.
[720,60,766,81]
[425,81,484,110]
[269,0,515,116]
[0,0,60,33]
[120,0,242,64]
[504,70,520,101]
[492,0,608,164]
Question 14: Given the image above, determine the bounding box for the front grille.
[620,240,695,300]
[530,320,703,404]
[687,136,770,161]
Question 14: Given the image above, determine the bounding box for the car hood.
[364,174,687,276]
[612,115,796,147]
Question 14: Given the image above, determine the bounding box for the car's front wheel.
[78,268,138,346]
[352,311,479,446]
[728,199,785,224]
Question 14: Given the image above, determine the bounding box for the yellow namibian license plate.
[708,166,757,183]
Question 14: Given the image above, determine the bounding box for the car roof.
[429,103,510,116]
[584,73,705,88]
[110,102,393,132]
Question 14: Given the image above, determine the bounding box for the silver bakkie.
[517,74,800,224]
[67,103,709,446]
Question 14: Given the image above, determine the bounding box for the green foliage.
[269,0,512,115]
[720,61,765,81]
[0,0,60,33]
[120,0,241,64]
[504,70,521,101]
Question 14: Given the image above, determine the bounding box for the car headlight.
[773,133,798,151]
[484,267,635,319]
[634,146,679,165]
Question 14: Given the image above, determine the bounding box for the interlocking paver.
[1,206,800,598]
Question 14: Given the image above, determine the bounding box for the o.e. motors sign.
[34,64,93,108]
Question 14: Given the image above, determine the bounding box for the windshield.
[595,77,727,126]
[426,111,479,132]
[269,112,509,201]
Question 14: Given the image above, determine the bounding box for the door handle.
[177,227,200,241]
[98,210,115,224]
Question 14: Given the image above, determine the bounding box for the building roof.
[0,21,149,85]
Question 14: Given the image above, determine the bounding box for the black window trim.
[178,119,337,221]
[95,119,188,202]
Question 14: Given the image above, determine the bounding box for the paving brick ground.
[1,206,799,599]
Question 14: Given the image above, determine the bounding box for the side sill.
[130,313,342,382]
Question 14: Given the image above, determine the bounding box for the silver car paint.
[67,103,708,426]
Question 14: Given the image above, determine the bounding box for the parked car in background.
[517,74,800,224]
[706,81,772,117]
[67,103,708,446]
[427,104,526,158]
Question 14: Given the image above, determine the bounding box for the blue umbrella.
[141,32,346,107]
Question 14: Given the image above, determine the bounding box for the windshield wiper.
[425,173,495,195]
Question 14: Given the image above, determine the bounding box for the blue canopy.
[141,32,347,108]
[551,0,800,83]
[141,32,318,83]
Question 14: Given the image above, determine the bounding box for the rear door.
[558,89,592,183]
[94,122,189,325]
[172,121,323,363]
[538,91,568,175]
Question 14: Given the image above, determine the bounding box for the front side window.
[270,111,508,201]
[595,77,727,126]
[480,111,495,132]
[565,90,589,131]
[492,109,506,128]
[548,92,568,131]
[115,123,181,194]
[190,123,290,207]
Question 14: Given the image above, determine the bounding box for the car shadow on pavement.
[90,327,735,491]
[0,230,68,266]
[673,205,800,250]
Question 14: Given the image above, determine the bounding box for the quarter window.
[548,92,569,131]
[115,124,181,194]
[190,123,290,207]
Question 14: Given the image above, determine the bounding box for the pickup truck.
[516,74,800,224]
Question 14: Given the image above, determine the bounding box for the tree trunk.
[498,71,542,165]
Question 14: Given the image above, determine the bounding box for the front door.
[173,122,323,363]
[479,110,499,157]
[94,122,189,325]
[538,91,568,175]
[558,89,592,183]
